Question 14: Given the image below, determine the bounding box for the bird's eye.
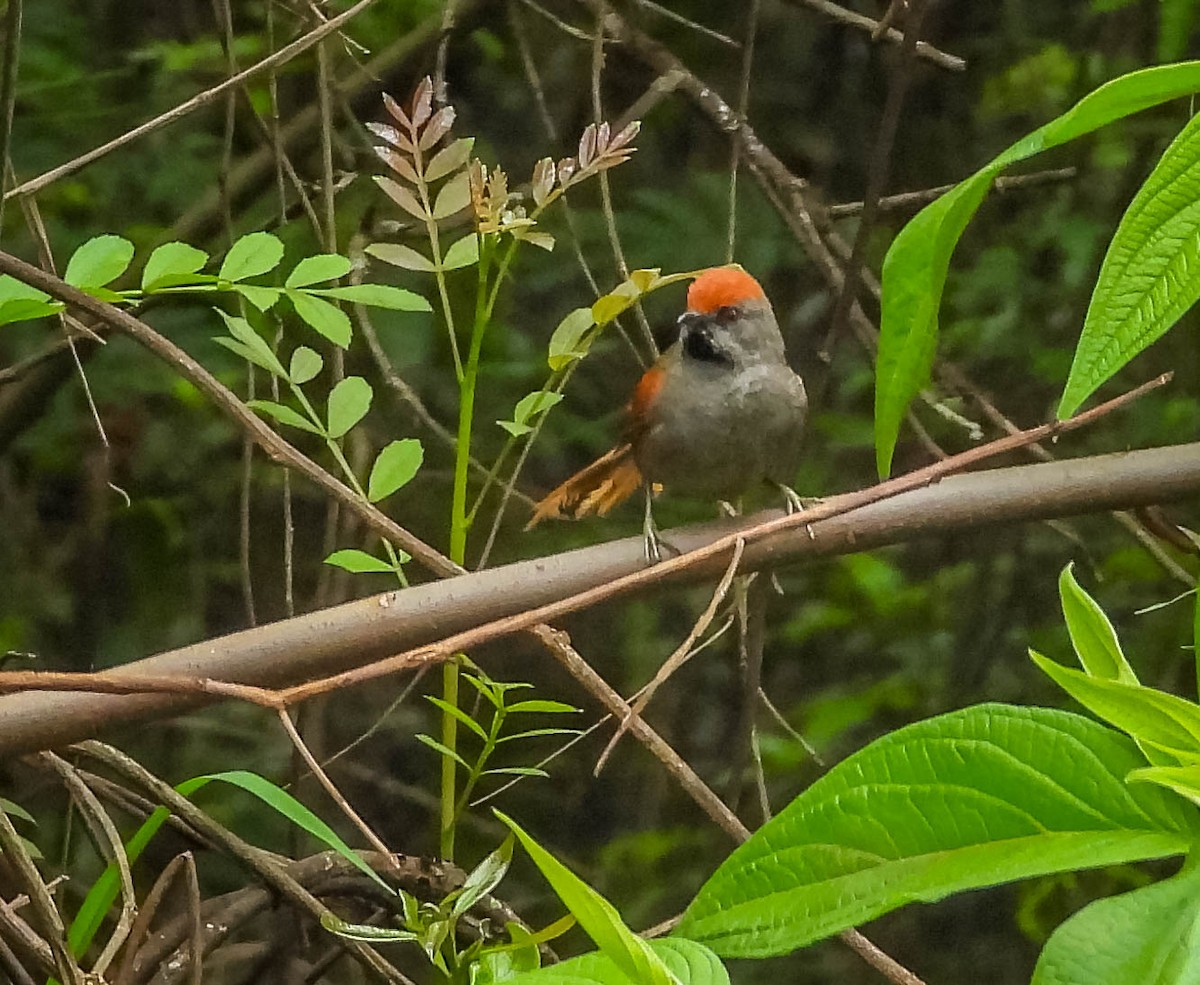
[714,305,737,324]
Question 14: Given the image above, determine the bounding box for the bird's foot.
[776,483,821,540]
[642,491,679,564]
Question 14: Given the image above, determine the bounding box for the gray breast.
[635,359,807,500]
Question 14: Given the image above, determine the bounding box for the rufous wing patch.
[526,444,644,528]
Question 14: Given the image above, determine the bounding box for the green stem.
[440,233,492,860]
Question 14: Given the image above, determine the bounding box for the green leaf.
[321,913,421,943]
[323,549,396,574]
[0,274,52,305]
[1129,763,1200,809]
[64,235,134,289]
[289,290,352,347]
[142,241,209,291]
[505,939,726,985]
[214,310,287,377]
[219,231,284,281]
[425,136,474,183]
[547,307,595,370]
[289,345,323,385]
[0,298,64,326]
[676,704,1197,957]
[367,438,423,501]
[876,61,1200,477]
[506,700,580,714]
[496,728,580,743]
[186,771,392,891]
[416,733,472,770]
[247,399,325,435]
[1060,109,1200,416]
[440,234,480,270]
[432,170,471,219]
[326,376,373,438]
[285,253,352,288]
[0,798,35,824]
[1059,563,1137,684]
[315,283,432,311]
[365,242,434,272]
[484,766,549,778]
[497,811,677,985]
[450,836,514,918]
[232,283,283,312]
[499,390,563,436]
[426,695,490,742]
[1031,858,1200,985]
[68,769,391,960]
[1032,652,1200,758]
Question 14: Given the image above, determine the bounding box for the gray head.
[674,267,785,370]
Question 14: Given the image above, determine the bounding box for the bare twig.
[596,538,746,771]
[827,167,1078,218]
[4,0,381,202]
[780,0,964,71]
[0,0,22,234]
[821,0,933,362]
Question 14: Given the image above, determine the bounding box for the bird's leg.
[776,482,806,515]
[642,484,663,564]
[774,481,819,541]
[641,484,680,563]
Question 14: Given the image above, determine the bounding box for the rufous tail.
[526,444,643,529]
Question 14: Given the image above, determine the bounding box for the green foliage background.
[3,1,1200,982]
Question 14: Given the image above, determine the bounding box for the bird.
[527,266,808,562]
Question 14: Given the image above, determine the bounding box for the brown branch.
[780,0,965,71]
[0,391,1195,752]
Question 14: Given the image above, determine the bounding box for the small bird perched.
[527,266,808,561]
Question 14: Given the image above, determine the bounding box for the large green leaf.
[1032,652,1200,758]
[497,812,677,985]
[1059,107,1200,416]
[1031,858,1200,985]
[502,938,727,985]
[876,61,1200,477]
[676,704,1196,958]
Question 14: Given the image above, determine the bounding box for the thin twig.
[4,0,382,202]
[596,538,746,771]
[827,167,1078,218]
[780,0,964,70]
[0,0,22,236]
[276,708,393,857]
[821,0,932,363]
[40,752,135,976]
[725,0,760,261]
